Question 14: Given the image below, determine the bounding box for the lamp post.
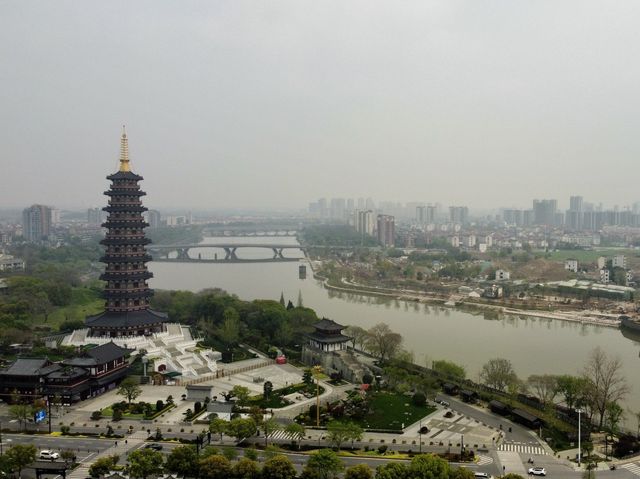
[577,409,582,468]
[313,365,323,427]
[419,420,422,454]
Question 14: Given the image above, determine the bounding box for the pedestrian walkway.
[621,463,640,476]
[66,431,148,479]
[477,455,494,466]
[268,430,298,442]
[499,443,547,455]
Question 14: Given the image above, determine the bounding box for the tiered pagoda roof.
[86,128,168,336]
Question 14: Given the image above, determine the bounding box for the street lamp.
[577,409,582,468]
[312,365,323,427]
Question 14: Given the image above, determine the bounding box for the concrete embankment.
[310,266,620,329]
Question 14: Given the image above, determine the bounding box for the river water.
[149,236,640,424]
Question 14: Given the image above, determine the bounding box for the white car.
[39,450,59,460]
[528,467,546,476]
[474,473,492,479]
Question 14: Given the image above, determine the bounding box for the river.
[149,236,640,426]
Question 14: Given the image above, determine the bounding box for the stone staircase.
[67,431,148,479]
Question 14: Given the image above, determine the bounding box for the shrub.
[60,425,70,435]
[378,445,388,454]
[155,400,164,412]
[113,409,123,421]
[194,401,202,414]
[91,411,102,420]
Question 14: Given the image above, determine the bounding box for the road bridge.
[148,243,306,261]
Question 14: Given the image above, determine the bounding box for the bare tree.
[344,325,369,351]
[365,323,403,363]
[582,347,630,429]
[527,374,559,405]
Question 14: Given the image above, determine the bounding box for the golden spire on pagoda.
[119,125,131,172]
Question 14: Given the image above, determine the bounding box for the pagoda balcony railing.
[104,190,146,196]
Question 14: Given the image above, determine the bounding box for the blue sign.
[34,409,46,423]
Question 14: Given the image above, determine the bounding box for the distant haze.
[1,1,640,211]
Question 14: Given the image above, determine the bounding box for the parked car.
[528,467,547,476]
[144,443,163,451]
[474,473,492,479]
[438,399,450,407]
[39,450,59,460]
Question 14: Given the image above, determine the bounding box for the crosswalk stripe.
[477,455,493,466]
[498,443,546,455]
[621,463,640,476]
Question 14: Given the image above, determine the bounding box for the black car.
[144,443,163,451]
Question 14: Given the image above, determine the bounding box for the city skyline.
[2,2,640,210]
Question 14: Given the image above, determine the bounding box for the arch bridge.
[148,243,306,262]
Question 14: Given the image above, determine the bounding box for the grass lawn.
[540,248,637,263]
[249,382,322,409]
[356,391,436,431]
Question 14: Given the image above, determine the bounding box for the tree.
[165,445,198,478]
[218,308,241,345]
[209,418,228,442]
[264,381,274,400]
[409,453,451,479]
[413,392,427,407]
[605,401,624,435]
[582,347,630,428]
[526,374,559,405]
[230,385,251,406]
[302,369,314,386]
[262,455,297,479]
[326,420,351,450]
[199,455,231,479]
[297,290,304,308]
[89,455,119,478]
[344,325,369,350]
[127,449,163,479]
[279,292,285,307]
[432,359,466,380]
[344,464,373,479]
[302,449,344,479]
[365,323,403,363]
[480,358,518,392]
[375,462,409,479]
[261,417,282,447]
[9,404,33,431]
[450,467,475,479]
[556,375,589,410]
[0,455,14,478]
[226,417,257,442]
[5,444,36,479]
[284,422,306,449]
[117,377,142,405]
[232,457,260,479]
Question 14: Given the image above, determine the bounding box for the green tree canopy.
[198,455,231,479]
[261,454,297,479]
[302,449,344,479]
[165,446,198,479]
[5,444,37,479]
[117,377,142,404]
[127,449,164,479]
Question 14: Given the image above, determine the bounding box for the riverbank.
[310,263,621,329]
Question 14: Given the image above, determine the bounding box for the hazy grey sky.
[2,1,640,211]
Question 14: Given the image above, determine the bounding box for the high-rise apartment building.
[533,199,558,225]
[355,210,375,236]
[449,206,469,225]
[377,214,395,247]
[22,204,52,243]
[416,205,426,224]
[146,210,162,228]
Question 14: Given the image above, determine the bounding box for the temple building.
[86,128,169,337]
[306,318,351,353]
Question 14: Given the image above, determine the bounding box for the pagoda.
[86,128,168,337]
